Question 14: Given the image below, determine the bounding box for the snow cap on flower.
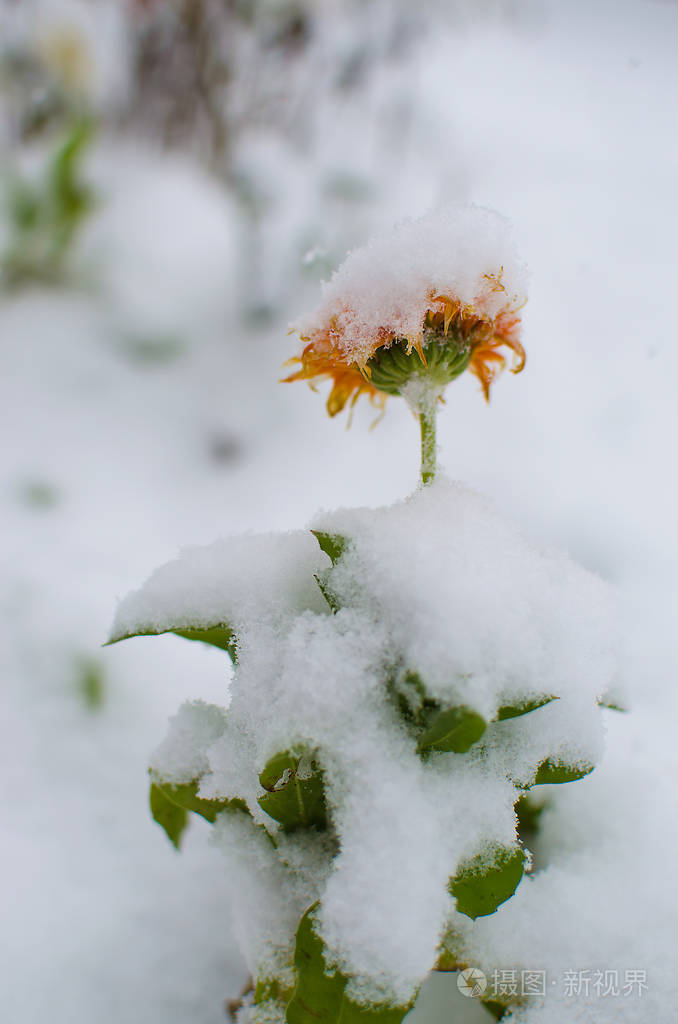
[286,203,528,415]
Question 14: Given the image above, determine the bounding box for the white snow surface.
[294,204,528,365]
[314,479,615,725]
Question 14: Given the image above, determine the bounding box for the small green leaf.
[163,779,248,822]
[481,998,513,1020]
[496,695,558,721]
[150,782,188,849]
[77,657,106,711]
[150,778,248,848]
[314,571,342,613]
[287,908,346,1024]
[173,625,238,660]
[450,844,525,920]
[107,622,238,662]
[390,671,429,725]
[514,794,546,843]
[533,759,594,785]
[286,906,414,1024]
[597,697,627,712]
[49,120,94,227]
[417,706,486,755]
[258,751,328,833]
[311,531,347,565]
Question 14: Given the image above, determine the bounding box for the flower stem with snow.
[418,402,438,486]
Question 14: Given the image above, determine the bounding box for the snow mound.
[124,481,615,1006]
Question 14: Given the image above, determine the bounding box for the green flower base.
[365,329,471,397]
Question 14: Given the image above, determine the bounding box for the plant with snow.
[284,205,525,483]
[1,120,94,287]
[108,206,615,1023]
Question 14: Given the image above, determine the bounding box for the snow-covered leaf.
[287,907,414,1024]
[450,844,525,920]
[150,778,248,848]
[533,758,594,785]
[495,694,558,721]
[258,751,328,833]
[314,570,342,614]
[311,531,347,565]
[107,623,238,662]
[417,706,486,755]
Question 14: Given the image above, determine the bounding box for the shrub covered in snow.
[109,206,616,1023]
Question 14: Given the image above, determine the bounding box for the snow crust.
[131,480,615,1006]
[294,204,528,365]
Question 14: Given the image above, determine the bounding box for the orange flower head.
[285,205,527,416]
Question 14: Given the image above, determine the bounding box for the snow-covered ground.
[2,1,678,1021]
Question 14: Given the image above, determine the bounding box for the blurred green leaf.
[1,119,94,287]
[597,697,627,712]
[77,657,106,711]
[8,181,41,231]
[258,751,328,833]
[49,119,92,219]
[450,844,525,920]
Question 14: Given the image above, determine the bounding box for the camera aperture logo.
[457,968,487,998]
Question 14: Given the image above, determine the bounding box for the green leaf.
[49,120,93,220]
[150,778,248,848]
[150,782,188,849]
[287,908,346,1024]
[173,625,238,660]
[496,695,558,721]
[481,998,512,1020]
[107,622,238,663]
[287,906,414,1024]
[76,656,106,711]
[258,751,328,833]
[311,531,347,565]
[255,977,296,1006]
[533,759,594,785]
[514,794,546,843]
[450,844,525,920]
[597,697,627,712]
[314,571,342,613]
[390,671,429,725]
[417,706,486,755]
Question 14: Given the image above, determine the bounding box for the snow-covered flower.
[285,204,527,416]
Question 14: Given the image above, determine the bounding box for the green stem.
[419,403,438,486]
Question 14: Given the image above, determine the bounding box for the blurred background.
[1,1,677,1021]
